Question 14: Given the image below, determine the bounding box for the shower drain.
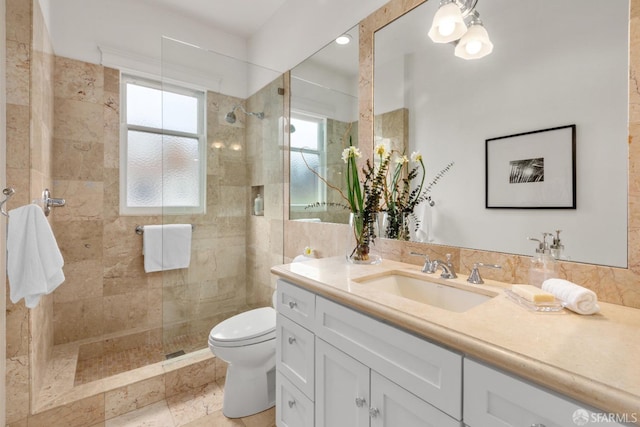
[165,350,186,360]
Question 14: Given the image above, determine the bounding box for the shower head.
[225,105,264,124]
[225,111,237,123]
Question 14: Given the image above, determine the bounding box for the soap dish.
[504,289,566,312]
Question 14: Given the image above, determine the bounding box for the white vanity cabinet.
[316,338,461,427]
[464,359,632,427]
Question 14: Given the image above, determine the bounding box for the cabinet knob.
[288,300,297,309]
[288,336,296,344]
[369,407,380,418]
[288,399,296,408]
[355,397,366,408]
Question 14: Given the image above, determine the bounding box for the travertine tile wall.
[246,77,286,307]
[5,0,55,423]
[284,0,640,309]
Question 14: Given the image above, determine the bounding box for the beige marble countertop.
[271,257,640,420]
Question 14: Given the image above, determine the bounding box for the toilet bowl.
[208,306,276,418]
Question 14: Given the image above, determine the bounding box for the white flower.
[374,144,387,157]
[395,155,409,165]
[341,146,361,163]
[411,151,423,162]
[304,246,314,256]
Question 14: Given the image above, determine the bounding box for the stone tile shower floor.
[105,378,276,427]
[74,332,207,385]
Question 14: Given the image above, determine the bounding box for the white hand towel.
[542,278,600,315]
[143,224,192,273]
[7,204,65,308]
[412,202,432,243]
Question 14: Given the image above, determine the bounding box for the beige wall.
[1,0,7,422]
[284,0,640,310]
[5,0,54,422]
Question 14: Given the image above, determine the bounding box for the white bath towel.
[542,278,600,315]
[143,224,192,273]
[7,204,65,308]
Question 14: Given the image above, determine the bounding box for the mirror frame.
[359,0,640,307]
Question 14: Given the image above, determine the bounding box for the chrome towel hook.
[42,188,65,217]
[1,187,15,217]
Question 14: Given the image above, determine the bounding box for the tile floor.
[75,332,208,385]
[105,378,276,427]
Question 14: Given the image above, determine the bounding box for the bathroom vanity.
[271,257,640,427]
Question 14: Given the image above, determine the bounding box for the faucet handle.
[467,262,502,284]
[410,252,436,273]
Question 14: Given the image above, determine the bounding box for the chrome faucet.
[467,262,502,284]
[431,254,457,279]
[410,252,436,273]
[432,260,456,279]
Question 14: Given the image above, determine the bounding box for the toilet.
[208,302,276,418]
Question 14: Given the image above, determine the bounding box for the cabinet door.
[464,359,631,427]
[276,372,314,427]
[277,313,315,399]
[369,372,462,427]
[315,338,370,427]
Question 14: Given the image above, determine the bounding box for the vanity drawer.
[277,279,315,330]
[315,296,462,420]
[277,313,315,399]
[276,371,314,427]
[464,358,629,427]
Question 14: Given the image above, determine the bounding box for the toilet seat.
[209,307,276,348]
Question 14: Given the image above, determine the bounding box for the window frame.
[289,110,327,212]
[119,73,207,216]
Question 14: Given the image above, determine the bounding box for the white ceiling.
[149,0,289,38]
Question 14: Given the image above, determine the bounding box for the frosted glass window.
[127,132,200,207]
[121,74,206,215]
[290,112,326,208]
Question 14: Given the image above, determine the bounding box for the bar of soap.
[511,285,555,303]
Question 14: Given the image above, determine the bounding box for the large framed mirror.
[289,26,359,224]
[373,0,629,267]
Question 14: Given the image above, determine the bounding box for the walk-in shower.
[33,35,286,406]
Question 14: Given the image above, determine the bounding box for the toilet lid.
[209,307,276,344]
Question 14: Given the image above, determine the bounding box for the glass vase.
[346,212,382,264]
[383,209,411,241]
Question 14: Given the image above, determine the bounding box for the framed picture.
[485,125,576,209]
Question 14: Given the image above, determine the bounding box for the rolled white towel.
[542,278,600,315]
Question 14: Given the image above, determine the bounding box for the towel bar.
[1,187,15,217]
[135,224,195,235]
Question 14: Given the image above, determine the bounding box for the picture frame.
[485,125,576,209]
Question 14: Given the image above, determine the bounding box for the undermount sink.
[354,271,497,312]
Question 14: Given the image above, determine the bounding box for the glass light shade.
[454,23,493,59]
[428,2,467,43]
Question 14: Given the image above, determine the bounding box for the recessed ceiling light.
[335,34,352,45]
